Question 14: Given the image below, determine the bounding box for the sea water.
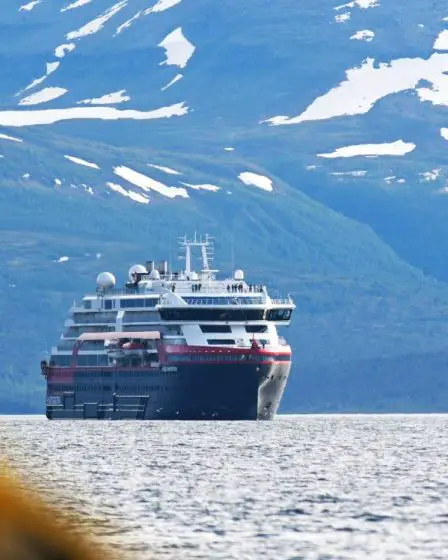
[1,414,447,559]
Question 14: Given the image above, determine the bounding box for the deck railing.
[89,283,267,297]
[270,298,294,306]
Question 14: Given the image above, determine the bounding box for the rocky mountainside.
[1,0,448,412]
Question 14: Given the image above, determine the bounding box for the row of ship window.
[200,325,268,333]
[49,384,167,392]
[183,297,264,306]
[83,298,160,310]
[51,355,109,366]
[51,355,152,367]
[49,377,288,392]
[85,296,267,310]
[50,370,179,379]
[72,309,291,324]
[166,354,290,362]
[204,338,267,346]
[50,353,290,367]
[160,309,292,322]
[66,325,268,337]
[104,298,159,309]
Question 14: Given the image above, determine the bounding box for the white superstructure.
[50,234,295,367]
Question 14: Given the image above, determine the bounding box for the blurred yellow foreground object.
[0,468,106,560]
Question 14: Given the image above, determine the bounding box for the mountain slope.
[1,0,448,413]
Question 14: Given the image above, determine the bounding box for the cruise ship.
[41,235,295,420]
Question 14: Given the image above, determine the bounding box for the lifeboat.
[105,339,126,359]
[121,340,147,356]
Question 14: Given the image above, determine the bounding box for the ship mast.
[179,233,217,277]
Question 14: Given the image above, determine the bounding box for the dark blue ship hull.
[45,360,291,420]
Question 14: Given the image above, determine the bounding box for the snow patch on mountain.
[116,0,182,35]
[106,182,149,204]
[21,61,60,94]
[265,53,448,125]
[335,13,351,24]
[67,1,127,40]
[55,256,69,263]
[55,43,76,58]
[113,166,189,199]
[238,172,273,192]
[0,133,23,143]
[78,90,130,105]
[335,0,379,9]
[181,182,221,192]
[441,128,448,140]
[318,140,416,158]
[331,170,367,176]
[61,0,93,12]
[19,0,41,11]
[421,169,441,181]
[383,176,406,184]
[81,183,94,194]
[148,164,181,175]
[54,178,62,187]
[161,74,183,91]
[351,30,375,41]
[115,11,142,35]
[147,0,182,13]
[224,147,235,151]
[434,30,448,51]
[19,87,68,106]
[159,28,196,69]
[64,155,100,169]
[0,103,188,127]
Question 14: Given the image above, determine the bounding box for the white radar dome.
[128,264,147,281]
[234,269,244,281]
[149,269,160,280]
[97,272,116,290]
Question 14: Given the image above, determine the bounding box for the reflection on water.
[1,415,448,559]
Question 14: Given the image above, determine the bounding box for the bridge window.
[160,309,265,321]
[267,309,292,321]
[207,339,236,345]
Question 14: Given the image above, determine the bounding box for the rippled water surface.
[1,415,448,559]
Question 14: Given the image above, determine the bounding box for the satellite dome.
[128,264,147,281]
[96,272,116,290]
[149,269,160,280]
[190,272,199,281]
[234,269,244,281]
